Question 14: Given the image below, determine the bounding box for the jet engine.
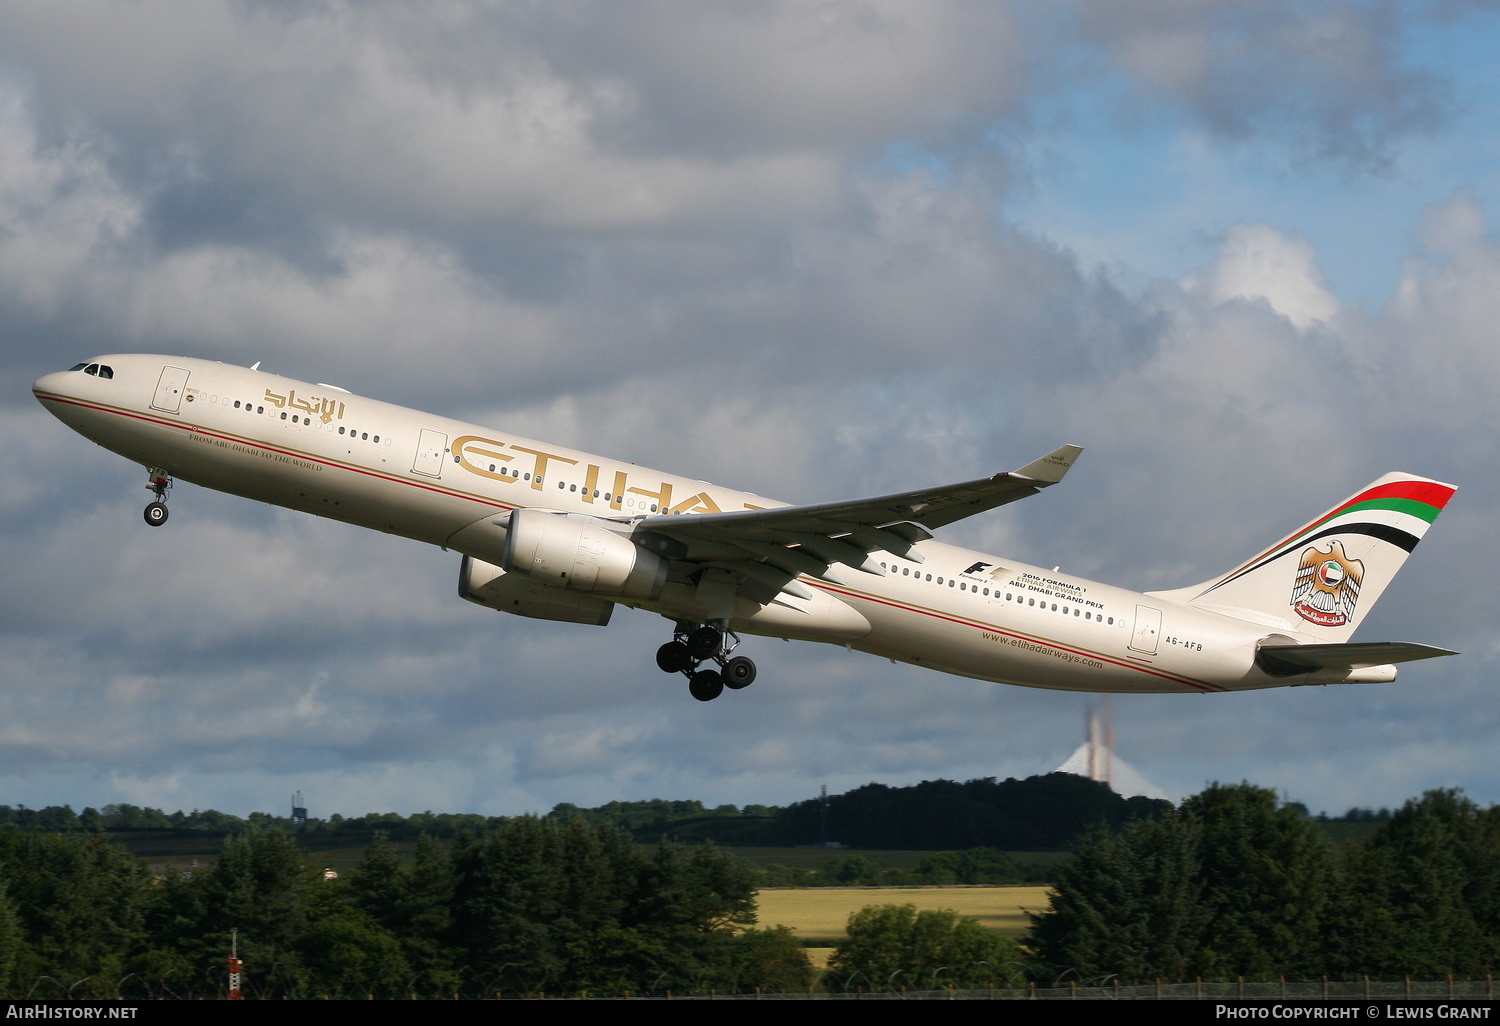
[459,556,614,625]
[501,508,667,601]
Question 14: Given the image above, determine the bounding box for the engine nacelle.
[501,508,667,601]
[459,556,614,625]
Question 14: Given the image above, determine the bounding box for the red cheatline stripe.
[811,582,1221,693]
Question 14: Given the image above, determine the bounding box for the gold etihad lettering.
[451,435,516,483]
[510,445,579,490]
[670,491,722,515]
[263,389,345,424]
[628,481,672,512]
[451,432,744,514]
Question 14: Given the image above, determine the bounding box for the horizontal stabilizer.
[1256,641,1456,678]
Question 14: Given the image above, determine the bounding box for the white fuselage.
[34,354,1330,695]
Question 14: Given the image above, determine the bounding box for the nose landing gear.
[656,621,757,701]
[143,468,173,527]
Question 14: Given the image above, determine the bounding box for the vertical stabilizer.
[1150,473,1455,641]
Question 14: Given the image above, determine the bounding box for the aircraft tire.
[144,502,169,527]
[723,656,756,689]
[655,641,693,674]
[688,669,724,702]
[685,625,723,660]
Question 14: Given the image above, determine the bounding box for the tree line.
[0,778,1393,852]
[0,773,1169,850]
[772,772,1170,850]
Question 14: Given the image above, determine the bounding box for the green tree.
[449,817,568,990]
[447,819,760,995]
[0,883,25,998]
[348,831,403,927]
[622,839,759,992]
[189,828,316,992]
[1028,814,1204,981]
[0,831,153,998]
[297,887,407,998]
[1028,782,1334,981]
[721,926,816,993]
[1182,782,1334,977]
[916,847,1021,885]
[830,904,1026,991]
[818,854,877,885]
[1329,789,1500,976]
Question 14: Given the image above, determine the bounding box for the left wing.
[636,444,1082,605]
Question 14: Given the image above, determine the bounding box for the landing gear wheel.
[656,641,693,674]
[722,656,757,689]
[686,625,723,660]
[688,669,724,702]
[143,468,173,526]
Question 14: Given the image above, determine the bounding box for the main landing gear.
[143,468,172,527]
[656,621,757,702]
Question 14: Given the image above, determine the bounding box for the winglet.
[1011,444,1084,486]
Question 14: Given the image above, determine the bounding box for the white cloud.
[1186,222,1341,329]
[1378,189,1500,429]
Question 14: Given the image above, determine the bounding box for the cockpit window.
[84,364,99,375]
[97,365,113,379]
[69,363,87,372]
[73,362,114,378]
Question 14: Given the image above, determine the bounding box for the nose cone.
[33,370,75,405]
[33,371,93,436]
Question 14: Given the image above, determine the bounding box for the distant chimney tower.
[1084,702,1115,787]
[1057,698,1168,801]
[291,790,308,831]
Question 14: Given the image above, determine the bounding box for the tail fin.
[1149,472,1456,641]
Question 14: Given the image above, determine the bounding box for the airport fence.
[531,976,1498,1000]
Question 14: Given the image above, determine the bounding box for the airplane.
[33,354,1457,701]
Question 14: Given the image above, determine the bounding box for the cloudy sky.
[4,1,1498,822]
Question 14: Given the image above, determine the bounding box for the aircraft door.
[1129,604,1162,655]
[413,429,448,478]
[151,366,190,413]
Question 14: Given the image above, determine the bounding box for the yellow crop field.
[756,885,1052,944]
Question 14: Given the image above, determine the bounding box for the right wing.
[633,444,1083,605]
